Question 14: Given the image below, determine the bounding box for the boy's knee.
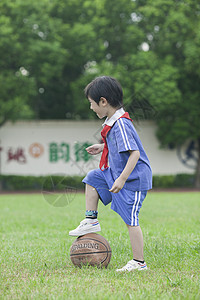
[85,169,97,181]
[126,224,140,228]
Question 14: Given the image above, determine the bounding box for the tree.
[0,0,100,121]
[135,0,200,187]
[0,4,36,125]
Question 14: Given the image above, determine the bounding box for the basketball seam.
[99,250,108,265]
[70,250,111,257]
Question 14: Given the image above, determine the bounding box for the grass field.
[0,191,200,299]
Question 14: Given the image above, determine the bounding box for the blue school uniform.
[83,108,152,226]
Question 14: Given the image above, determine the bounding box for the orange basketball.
[70,233,112,268]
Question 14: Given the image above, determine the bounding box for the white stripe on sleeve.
[119,118,131,149]
[117,119,128,150]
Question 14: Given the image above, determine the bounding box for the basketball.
[70,233,112,268]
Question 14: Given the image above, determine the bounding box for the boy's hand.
[86,144,104,155]
[109,150,140,193]
[109,177,126,193]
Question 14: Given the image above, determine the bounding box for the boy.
[69,76,152,272]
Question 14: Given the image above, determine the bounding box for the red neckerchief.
[99,112,133,171]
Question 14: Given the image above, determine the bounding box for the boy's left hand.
[109,177,126,193]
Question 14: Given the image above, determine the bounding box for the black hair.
[84,76,123,108]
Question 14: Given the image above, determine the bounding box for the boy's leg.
[116,190,148,272]
[116,224,147,272]
[69,169,112,236]
[69,184,101,236]
[86,184,99,211]
[127,224,144,261]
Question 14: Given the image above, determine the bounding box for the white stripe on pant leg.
[131,192,137,226]
[134,191,141,226]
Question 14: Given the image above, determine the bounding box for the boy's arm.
[109,150,140,193]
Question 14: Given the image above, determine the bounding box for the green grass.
[0,191,200,299]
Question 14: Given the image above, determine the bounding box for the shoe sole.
[116,266,148,272]
[138,266,148,271]
[69,226,101,237]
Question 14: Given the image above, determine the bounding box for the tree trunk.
[195,137,200,189]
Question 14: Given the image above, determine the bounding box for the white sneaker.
[69,219,101,236]
[116,260,147,272]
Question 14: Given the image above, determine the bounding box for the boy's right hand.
[86,144,104,155]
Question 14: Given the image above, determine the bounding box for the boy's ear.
[100,97,108,106]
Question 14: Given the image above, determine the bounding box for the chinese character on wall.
[74,142,92,162]
[49,143,70,162]
[7,148,26,164]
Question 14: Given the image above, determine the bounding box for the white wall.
[0,120,194,176]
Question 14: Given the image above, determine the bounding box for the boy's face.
[88,97,107,119]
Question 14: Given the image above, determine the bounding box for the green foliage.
[0,175,85,191]
[174,173,196,188]
[0,174,196,191]
[0,175,43,191]
[153,174,195,189]
[153,175,175,189]
[1,0,199,123]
